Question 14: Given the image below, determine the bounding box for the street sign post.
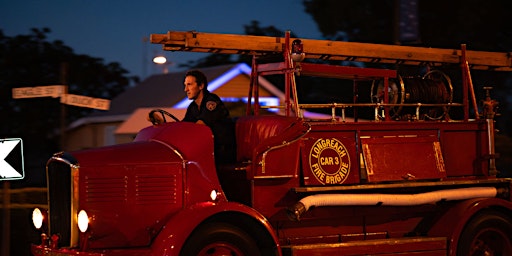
[0,138,24,181]
[12,85,111,110]
[12,85,66,99]
[60,93,111,110]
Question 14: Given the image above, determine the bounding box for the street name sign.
[12,85,66,99]
[60,93,111,110]
[0,138,24,181]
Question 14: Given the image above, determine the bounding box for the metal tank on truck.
[30,30,512,256]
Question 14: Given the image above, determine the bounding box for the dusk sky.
[1,0,323,80]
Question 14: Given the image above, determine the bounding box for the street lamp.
[153,55,170,74]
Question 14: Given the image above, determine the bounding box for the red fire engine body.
[31,31,512,256]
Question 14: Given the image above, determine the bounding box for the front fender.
[150,201,280,256]
[429,197,512,256]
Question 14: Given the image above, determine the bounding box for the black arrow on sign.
[0,138,24,180]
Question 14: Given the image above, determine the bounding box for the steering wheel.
[148,109,180,125]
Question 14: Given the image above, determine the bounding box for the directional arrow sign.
[0,138,24,180]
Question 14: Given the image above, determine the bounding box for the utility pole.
[1,181,11,256]
[60,62,68,150]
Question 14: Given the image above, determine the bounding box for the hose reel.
[371,70,453,120]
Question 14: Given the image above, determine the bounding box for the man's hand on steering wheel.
[147,109,180,125]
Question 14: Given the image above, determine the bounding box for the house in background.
[63,63,285,151]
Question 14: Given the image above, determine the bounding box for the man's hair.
[185,70,208,88]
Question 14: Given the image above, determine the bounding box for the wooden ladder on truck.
[150,30,512,121]
[150,30,511,71]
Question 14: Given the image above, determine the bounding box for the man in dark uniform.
[150,69,236,164]
[181,70,236,164]
[147,70,236,164]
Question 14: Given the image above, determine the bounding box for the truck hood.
[71,122,216,168]
[48,122,218,249]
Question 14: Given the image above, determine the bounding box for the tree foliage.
[303,0,512,51]
[180,21,301,69]
[305,0,395,43]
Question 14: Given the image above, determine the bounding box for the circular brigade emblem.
[309,138,351,185]
[206,101,217,111]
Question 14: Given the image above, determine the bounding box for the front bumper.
[31,244,103,256]
[31,244,152,256]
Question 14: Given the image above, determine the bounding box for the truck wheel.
[457,210,512,256]
[180,222,261,256]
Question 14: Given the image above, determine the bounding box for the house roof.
[92,63,242,117]
[68,63,286,130]
[67,62,346,134]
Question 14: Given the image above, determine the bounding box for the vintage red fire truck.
[31,31,512,255]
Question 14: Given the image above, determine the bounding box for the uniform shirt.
[183,91,236,164]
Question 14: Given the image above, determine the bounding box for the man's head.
[184,70,208,101]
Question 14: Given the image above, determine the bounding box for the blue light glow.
[222,97,279,112]
[173,63,253,109]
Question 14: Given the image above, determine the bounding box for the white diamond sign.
[0,138,24,180]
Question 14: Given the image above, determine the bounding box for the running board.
[281,237,446,256]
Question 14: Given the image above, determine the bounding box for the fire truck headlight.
[77,210,89,233]
[32,208,44,229]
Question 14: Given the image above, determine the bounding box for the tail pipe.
[287,187,499,221]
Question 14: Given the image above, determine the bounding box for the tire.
[457,210,512,256]
[180,222,261,256]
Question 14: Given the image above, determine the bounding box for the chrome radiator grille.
[46,157,74,247]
